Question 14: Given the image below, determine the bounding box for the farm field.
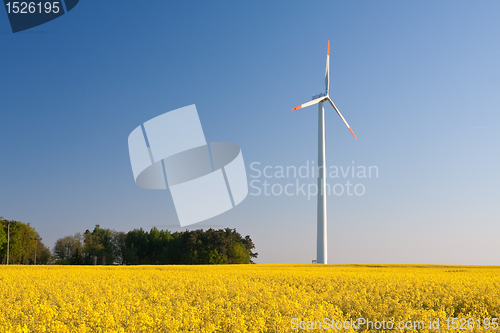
[1,265,499,332]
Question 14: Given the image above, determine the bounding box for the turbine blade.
[291,96,326,111]
[327,97,357,139]
[325,41,330,93]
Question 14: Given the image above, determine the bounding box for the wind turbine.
[291,41,357,264]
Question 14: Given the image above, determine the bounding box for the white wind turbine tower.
[291,41,357,264]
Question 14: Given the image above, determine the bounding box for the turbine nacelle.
[312,92,328,100]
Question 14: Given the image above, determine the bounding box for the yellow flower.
[0,265,499,332]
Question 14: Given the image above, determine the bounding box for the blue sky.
[1,1,499,264]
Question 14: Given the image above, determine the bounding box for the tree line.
[54,225,258,265]
[1,219,51,264]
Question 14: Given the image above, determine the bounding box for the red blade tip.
[327,41,330,56]
[291,106,302,111]
[349,127,357,139]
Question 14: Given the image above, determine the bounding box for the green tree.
[54,226,257,265]
[53,233,84,264]
[18,224,38,264]
[0,224,6,252]
[36,241,53,265]
[3,221,23,263]
[1,219,49,264]
[112,231,127,265]
[228,243,250,264]
[124,228,149,264]
[83,225,116,265]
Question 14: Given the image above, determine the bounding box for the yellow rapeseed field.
[1,265,499,332]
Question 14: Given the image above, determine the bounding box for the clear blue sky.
[1,1,499,264]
